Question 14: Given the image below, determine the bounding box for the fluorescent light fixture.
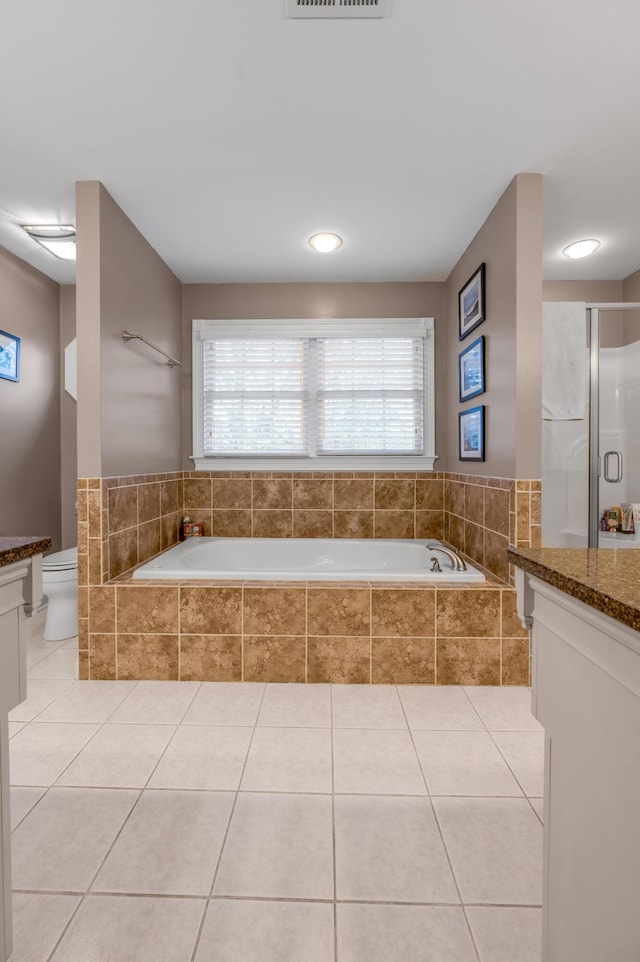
[309,232,343,253]
[22,224,76,260]
[562,238,601,259]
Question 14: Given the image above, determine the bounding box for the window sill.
[190,455,438,473]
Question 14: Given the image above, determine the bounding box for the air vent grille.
[285,0,391,19]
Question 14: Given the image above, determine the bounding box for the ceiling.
[1,0,639,286]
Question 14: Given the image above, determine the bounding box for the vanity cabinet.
[0,543,47,962]
[514,553,640,962]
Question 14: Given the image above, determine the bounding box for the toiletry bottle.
[179,516,192,541]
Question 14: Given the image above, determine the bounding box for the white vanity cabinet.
[516,564,640,962]
[0,547,45,962]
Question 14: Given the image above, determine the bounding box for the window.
[192,318,435,471]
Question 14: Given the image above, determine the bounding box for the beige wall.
[0,244,61,549]
[181,282,446,469]
[76,182,183,477]
[622,267,640,345]
[60,285,77,548]
[444,174,543,478]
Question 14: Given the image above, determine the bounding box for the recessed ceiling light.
[309,232,343,253]
[562,238,601,259]
[22,224,76,260]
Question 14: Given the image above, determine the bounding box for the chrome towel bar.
[121,331,182,368]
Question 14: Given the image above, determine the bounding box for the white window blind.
[203,339,309,455]
[192,318,435,470]
[317,338,424,454]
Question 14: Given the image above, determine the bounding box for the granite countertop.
[508,546,640,632]
[0,536,52,568]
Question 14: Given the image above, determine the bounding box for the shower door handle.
[603,450,623,483]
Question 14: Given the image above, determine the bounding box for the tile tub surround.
[81,579,530,685]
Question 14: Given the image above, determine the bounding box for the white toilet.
[42,547,78,641]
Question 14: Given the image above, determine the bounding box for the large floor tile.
[8,721,26,739]
[214,792,334,899]
[182,682,264,726]
[27,648,78,679]
[332,684,407,729]
[433,797,543,904]
[10,786,46,831]
[491,731,545,797]
[107,680,201,725]
[530,797,543,822]
[56,724,175,788]
[26,647,53,669]
[148,725,253,790]
[194,899,335,962]
[399,686,483,730]
[335,795,458,903]
[337,904,477,962]
[333,729,425,794]
[10,723,99,786]
[241,727,332,793]
[413,731,523,796]
[50,895,205,962]
[466,906,542,962]
[257,683,331,727]
[462,687,542,731]
[11,893,81,962]
[93,790,234,896]
[12,787,138,891]
[36,681,136,724]
[8,679,75,722]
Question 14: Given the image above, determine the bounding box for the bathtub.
[132,537,485,583]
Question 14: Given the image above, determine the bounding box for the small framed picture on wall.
[459,405,485,461]
[458,335,485,402]
[0,329,20,382]
[458,263,486,340]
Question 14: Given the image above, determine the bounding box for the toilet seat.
[43,547,78,572]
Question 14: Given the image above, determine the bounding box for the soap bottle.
[179,516,192,541]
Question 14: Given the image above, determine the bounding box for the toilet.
[42,547,78,641]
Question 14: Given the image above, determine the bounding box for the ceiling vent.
[285,0,391,19]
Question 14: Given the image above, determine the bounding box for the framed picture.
[458,335,485,402]
[0,330,20,382]
[459,405,485,461]
[458,262,486,340]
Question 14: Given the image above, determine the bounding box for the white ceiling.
[1,0,639,286]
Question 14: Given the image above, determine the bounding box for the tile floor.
[8,611,544,962]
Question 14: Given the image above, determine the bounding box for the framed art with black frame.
[458,263,486,340]
[0,329,20,382]
[458,335,485,402]
[459,405,485,461]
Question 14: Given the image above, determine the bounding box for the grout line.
[330,683,339,962]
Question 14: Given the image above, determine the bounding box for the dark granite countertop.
[508,546,640,633]
[0,536,52,568]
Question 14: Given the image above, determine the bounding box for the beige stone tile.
[243,587,306,635]
[11,893,80,962]
[293,479,333,509]
[78,585,88,620]
[212,478,252,509]
[89,586,116,633]
[333,511,373,538]
[446,513,464,551]
[180,586,242,634]
[241,727,332,793]
[138,520,161,564]
[76,489,88,523]
[307,636,370,684]
[466,907,543,962]
[337,904,476,962]
[108,529,138,579]
[331,684,406,728]
[292,510,333,538]
[108,486,137,534]
[243,636,306,682]
[375,479,415,510]
[183,478,212,510]
[117,634,179,680]
[416,479,444,511]
[88,539,103,586]
[436,589,500,637]
[502,638,530,685]
[464,521,483,563]
[334,478,374,509]
[463,686,541,731]
[161,511,180,548]
[252,510,293,537]
[257,684,331,727]
[58,725,175,788]
[491,731,544,797]
[413,730,523,796]
[252,478,292,509]
[399,685,483,730]
[180,635,242,681]
[87,490,102,536]
[183,682,264,726]
[89,634,117,680]
[212,509,252,537]
[372,637,435,684]
[436,638,501,685]
[160,479,181,515]
[372,588,435,637]
[415,511,445,540]
[464,484,484,525]
[448,481,465,517]
[307,587,370,636]
[117,585,179,633]
[333,729,426,794]
[483,530,510,582]
[149,726,252,790]
[374,510,415,539]
[501,589,528,638]
[484,487,510,536]
[137,482,160,523]
[10,723,100,787]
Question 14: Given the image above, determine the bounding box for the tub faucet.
[426,544,467,572]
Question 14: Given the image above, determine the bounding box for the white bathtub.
[132,537,485,582]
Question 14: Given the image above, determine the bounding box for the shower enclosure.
[542,302,640,548]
